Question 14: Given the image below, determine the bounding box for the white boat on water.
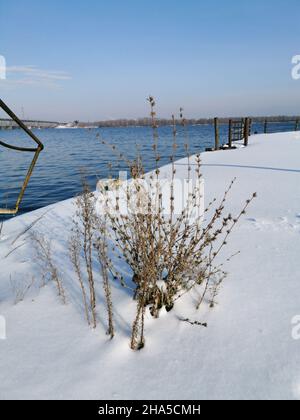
[55,123,79,129]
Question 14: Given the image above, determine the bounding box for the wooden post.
[214,117,219,150]
[295,119,299,131]
[244,118,249,146]
[264,119,268,134]
[228,119,232,148]
[248,118,252,136]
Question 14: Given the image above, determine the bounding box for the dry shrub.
[29,97,255,352]
[94,216,115,339]
[31,231,66,304]
[100,97,256,350]
[69,176,115,338]
[71,177,97,328]
[10,275,35,305]
[0,221,3,239]
[69,229,90,325]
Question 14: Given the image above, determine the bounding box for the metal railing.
[210,117,250,151]
[263,118,300,134]
[0,98,44,215]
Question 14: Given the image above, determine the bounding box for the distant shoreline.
[79,115,300,128]
[1,115,299,130]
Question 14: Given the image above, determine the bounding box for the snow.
[1,131,300,400]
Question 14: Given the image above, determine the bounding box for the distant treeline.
[78,116,300,128]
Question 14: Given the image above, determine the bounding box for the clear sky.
[1,0,300,121]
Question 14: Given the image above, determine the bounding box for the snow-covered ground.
[1,131,300,400]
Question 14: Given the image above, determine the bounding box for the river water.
[0,121,296,219]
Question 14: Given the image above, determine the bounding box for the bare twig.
[179,318,208,328]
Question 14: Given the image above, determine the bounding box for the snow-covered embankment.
[0,132,300,400]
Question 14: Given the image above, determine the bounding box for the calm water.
[0,121,297,220]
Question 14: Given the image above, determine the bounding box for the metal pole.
[0,98,44,215]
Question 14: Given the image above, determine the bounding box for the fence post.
[244,118,249,146]
[295,119,299,131]
[214,117,219,150]
[248,118,252,136]
[264,119,268,134]
[228,119,232,148]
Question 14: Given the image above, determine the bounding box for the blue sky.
[1,0,300,121]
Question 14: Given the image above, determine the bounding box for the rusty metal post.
[0,98,44,215]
